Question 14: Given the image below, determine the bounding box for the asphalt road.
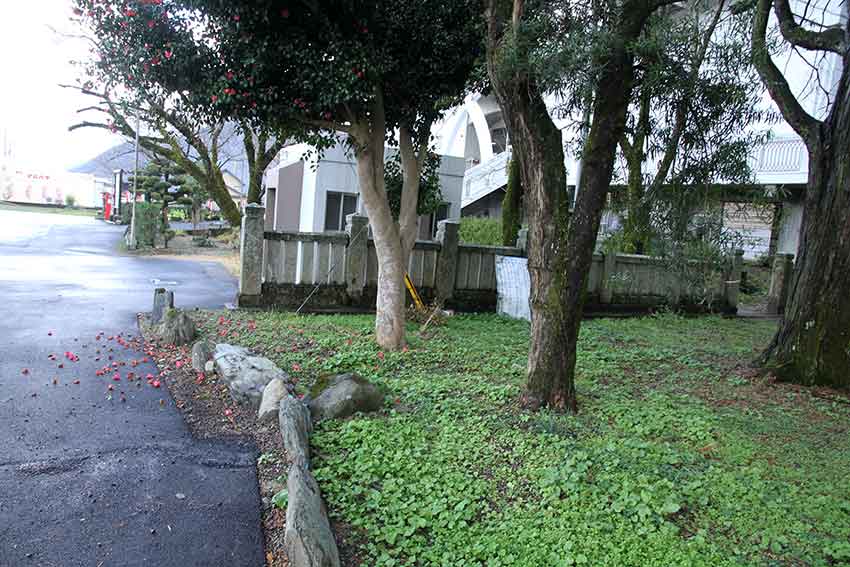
[0,212,265,567]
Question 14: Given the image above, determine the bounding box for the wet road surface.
[0,212,264,566]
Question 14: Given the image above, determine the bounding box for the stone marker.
[285,465,341,567]
[153,308,196,345]
[213,343,289,407]
[308,372,383,422]
[258,378,291,423]
[279,394,312,468]
[151,288,174,324]
[191,340,213,371]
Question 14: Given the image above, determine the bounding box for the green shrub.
[64,194,76,208]
[459,217,503,246]
[134,202,166,248]
[501,158,523,245]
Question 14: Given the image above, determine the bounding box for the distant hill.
[68,124,254,192]
[68,142,152,180]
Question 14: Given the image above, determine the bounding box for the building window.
[324,192,358,231]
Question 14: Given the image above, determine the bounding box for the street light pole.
[128,113,140,249]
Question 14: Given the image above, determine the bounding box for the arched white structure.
[436,94,496,165]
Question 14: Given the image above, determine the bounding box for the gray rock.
[285,465,341,567]
[258,378,289,423]
[279,395,312,468]
[308,373,383,421]
[214,343,289,407]
[153,308,196,346]
[191,340,213,371]
[151,288,174,324]
[261,477,287,497]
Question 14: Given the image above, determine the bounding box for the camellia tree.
[74,0,481,349]
[751,0,850,387]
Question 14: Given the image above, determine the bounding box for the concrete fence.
[238,203,742,313]
[766,253,795,314]
[238,204,525,311]
[586,250,743,312]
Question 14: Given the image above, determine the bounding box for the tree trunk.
[620,83,651,254]
[349,101,418,351]
[759,62,850,388]
[246,170,263,205]
[485,0,653,412]
[208,169,242,227]
[486,4,574,411]
[622,155,650,254]
[517,98,575,411]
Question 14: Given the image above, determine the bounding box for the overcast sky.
[0,0,123,172]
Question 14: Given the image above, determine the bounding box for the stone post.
[151,288,174,324]
[766,253,794,315]
[344,214,369,299]
[264,188,277,231]
[238,203,265,306]
[724,249,745,311]
[435,219,460,303]
[516,228,529,255]
[599,252,617,304]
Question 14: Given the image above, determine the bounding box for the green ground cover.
[198,311,850,567]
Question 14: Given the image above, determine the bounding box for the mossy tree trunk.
[619,83,652,254]
[501,157,523,246]
[485,0,658,411]
[753,0,850,388]
[240,122,285,205]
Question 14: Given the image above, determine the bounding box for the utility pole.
[128,114,140,249]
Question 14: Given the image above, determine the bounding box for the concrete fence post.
[435,219,460,303]
[724,248,745,311]
[599,252,617,304]
[766,253,794,314]
[344,214,369,299]
[516,228,529,256]
[238,203,265,306]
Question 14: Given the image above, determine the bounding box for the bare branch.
[752,0,821,145]
[773,0,846,54]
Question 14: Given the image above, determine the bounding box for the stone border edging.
[278,395,341,567]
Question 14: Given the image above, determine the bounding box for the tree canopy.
[74,0,483,349]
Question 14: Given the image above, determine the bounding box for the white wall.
[777,202,804,257]
[264,140,464,234]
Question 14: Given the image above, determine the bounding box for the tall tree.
[66,83,282,227]
[616,0,766,254]
[752,0,850,388]
[74,0,481,350]
[485,0,676,411]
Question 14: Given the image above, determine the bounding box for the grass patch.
[0,201,98,217]
[195,311,850,567]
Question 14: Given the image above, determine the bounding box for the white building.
[262,141,465,239]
